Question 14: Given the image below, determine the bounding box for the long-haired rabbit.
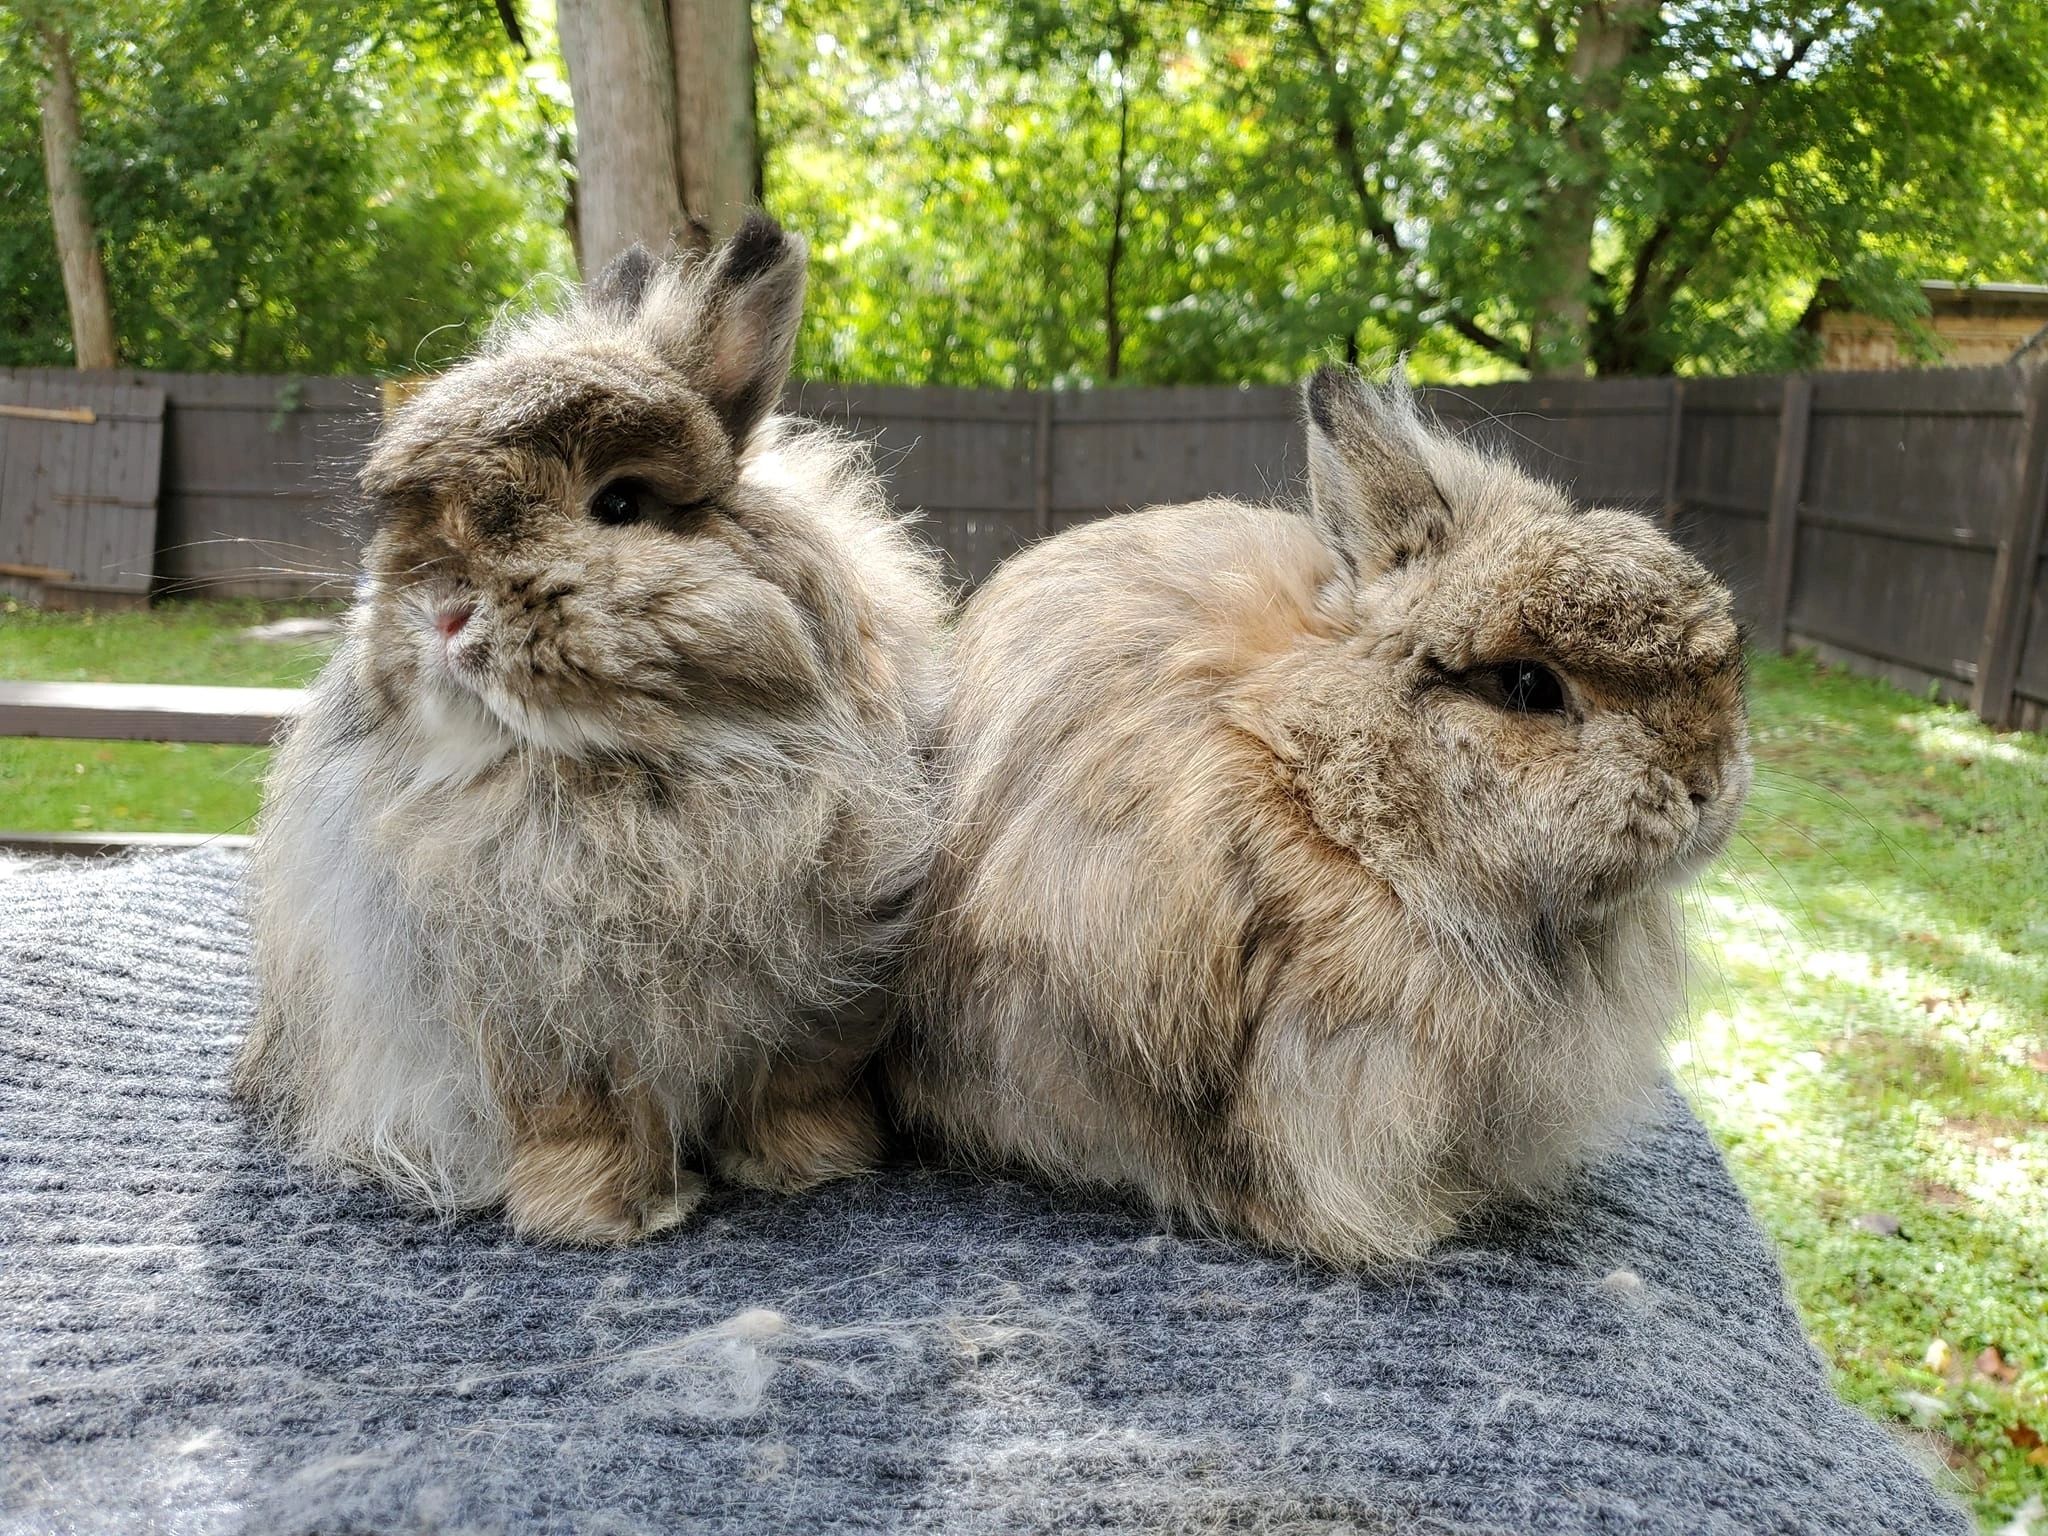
[890,365,1750,1266]
[237,215,948,1244]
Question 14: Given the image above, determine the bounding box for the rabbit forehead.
[1424,507,1740,685]
[365,346,728,496]
[483,353,720,463]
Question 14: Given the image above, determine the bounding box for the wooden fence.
[1,364,2045,732]
[0,377,165,607]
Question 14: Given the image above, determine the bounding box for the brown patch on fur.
[715,1065,884,1194]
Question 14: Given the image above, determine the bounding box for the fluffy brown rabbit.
[237,215,948,1244]
[890,365,1750,1266]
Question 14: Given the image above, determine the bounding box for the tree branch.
[491,0,532,60]
[1289,0,1526,367]
[1105,41,1132,379]
[1606,23,1827,358]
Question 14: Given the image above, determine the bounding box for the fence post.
[1971,364,2048,728]
[1659,380,1684,529]
[1758,375,1813,653]
[1032,392,1053,540]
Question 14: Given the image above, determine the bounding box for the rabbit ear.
[1303,365,1453,574]
[590,243,659,319]
[673,211,808,447]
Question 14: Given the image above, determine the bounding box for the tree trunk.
[34,24,116,370]
[556,0,684,274]
[671,0,758,240]
[1104,76,1131,380]
[1528,0,1654,377]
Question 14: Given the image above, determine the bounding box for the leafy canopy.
[3,0,2043,380]
[766,0,2048,383]
[0,0,570,373]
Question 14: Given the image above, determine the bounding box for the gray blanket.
[0,849,1966,1535]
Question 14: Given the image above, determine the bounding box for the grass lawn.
[1683,653,2047,1530]
[0,604,2043,1527]
[0,597,337,836]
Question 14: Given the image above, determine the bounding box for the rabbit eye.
[1495,660,1565,714]
[590,478,654,527]
[589,477,713,532]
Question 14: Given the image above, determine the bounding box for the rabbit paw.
[716,1095,882,1194]
[632,1181,703,1239]
[505,1106,704,1246]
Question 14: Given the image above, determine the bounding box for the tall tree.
[765,0,2048,385]
[556,0,758,273]
[29,17,115,368]
[1525,0,1656,375]
[557,0,683,268]
[674,0,757,226]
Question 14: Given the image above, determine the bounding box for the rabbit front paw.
[716,1088,882,1195]
[504,1088,701,1246]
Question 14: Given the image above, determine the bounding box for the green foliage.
[3,1,2045,380]
[762,1,1426,387]
[763,0,2048,384]
[0,0,572,374]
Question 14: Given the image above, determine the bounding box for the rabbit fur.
[889,365,1751,1267]
[237,216,949,1245]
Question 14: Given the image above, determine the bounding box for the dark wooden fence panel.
[151,373,378,600]
[790,382,1041,586]
[2015,569,2048,731]
[4,364,2047,731]
[1665,377,1781,630]
[0,376,165,607]
[0,368,378,601]
[1050,386,1299,529]
[1428,379,1674,510]
[1784,368,2026,693]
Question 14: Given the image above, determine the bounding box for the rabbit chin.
[1572,825,1737,919]
[409,666,630,778]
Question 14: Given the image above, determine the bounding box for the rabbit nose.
[1686,769,1719,808]
[435,602,475,640]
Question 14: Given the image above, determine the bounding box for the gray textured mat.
[0,849,1967,1534]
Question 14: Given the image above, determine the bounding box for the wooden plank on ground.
[0,681,302,744]
[0,830,253,857]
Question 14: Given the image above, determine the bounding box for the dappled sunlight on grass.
[1679,652,2047,1529]
[1910,716,2048,773]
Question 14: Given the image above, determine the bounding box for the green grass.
[1681,653,2047,1529]
[0,598,337,835]
[0,605,2043,1526]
